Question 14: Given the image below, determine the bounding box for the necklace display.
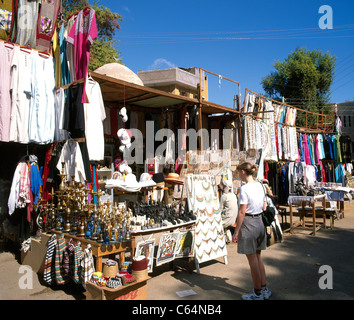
[188,173,228,265]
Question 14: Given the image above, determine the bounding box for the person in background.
[232,162,272,300]
[220,179,238,243]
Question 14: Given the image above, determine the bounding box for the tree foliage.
[261,47,336,126]
[61,0,123,71]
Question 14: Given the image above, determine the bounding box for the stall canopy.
[91,71,240,116]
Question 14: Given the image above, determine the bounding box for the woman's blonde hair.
[237,162,257,176]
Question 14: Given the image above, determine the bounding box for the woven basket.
[132,269,148,282]
[103,264,119,278]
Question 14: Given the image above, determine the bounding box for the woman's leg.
[256,250,266,287]
[246,253,262,291]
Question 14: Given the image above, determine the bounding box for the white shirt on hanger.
[56,139,86,183]
[10,46,32,144]
[83,78,106,161]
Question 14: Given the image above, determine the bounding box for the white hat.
[139,173,156,188]
[119,107,128,123]
[124,173,139,186]
[123,173,141,192]
[223,179,233,189]
[119,160,128,173]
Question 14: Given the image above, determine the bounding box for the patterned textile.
[36,0,61,51]
[81,244,95,285]
[43,234,56,285]
[73,241,83,284]
[63,239,75,277]
[0,9,12,32]
[55,232,66,285]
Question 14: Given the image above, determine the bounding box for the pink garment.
[66,8,97,103]
[315,135,321,165]
[18,162,32,221]
[303,134,311,165]
[0,41,15,142]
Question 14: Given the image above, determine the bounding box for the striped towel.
[81,244,95,285]
[73,241,83,284]
[55,233,66,285]
[43,234,56,285]
[63,239,75,277]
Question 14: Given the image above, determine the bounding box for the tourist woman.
[232,162,271,300]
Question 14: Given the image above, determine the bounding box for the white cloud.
[148,58,177,70]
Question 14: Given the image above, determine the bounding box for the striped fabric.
[55,232,66,285]
[81,244,95,285]
[43,234,56,285]
[63,239,75,277]
[73,241,83,284]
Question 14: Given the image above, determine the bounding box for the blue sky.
[98,0,354,109]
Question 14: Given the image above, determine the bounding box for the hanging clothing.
[35,0,61,52]
[28,51,56,144]
[81,244,95,286]
[55,232,66,285]
[0,41,15,142]
[83,78,106,161]
[16,0,40,47]
[43,234,57,285]
[54,88,68,141]
[10,46,33,143]
[59,23,71,86]
[66,8,97,103]
[56,139,86,183]
[30,159,43,205]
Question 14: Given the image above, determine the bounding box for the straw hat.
[165,173,183,185]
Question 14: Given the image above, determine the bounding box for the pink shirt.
[66,8,97,103]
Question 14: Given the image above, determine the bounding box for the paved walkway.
[1,202,354,300]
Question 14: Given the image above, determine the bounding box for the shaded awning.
[91,71,240,116]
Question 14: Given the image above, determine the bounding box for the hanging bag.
[260,182,275,227]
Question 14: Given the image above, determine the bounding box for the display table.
[85,277,150,300]
[130,220,196,258]
[51,230,130,272]
[288,195,326,235]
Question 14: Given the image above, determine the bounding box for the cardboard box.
[21,233,50,274]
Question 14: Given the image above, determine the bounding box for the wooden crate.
[85,277,150,300]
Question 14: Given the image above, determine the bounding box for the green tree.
[61,0,123,71]
[261,47,336,127]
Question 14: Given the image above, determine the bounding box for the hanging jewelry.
[202,178,210,191]
[213,206,221,215]
[205,207,213,217]
[204,193,212,203]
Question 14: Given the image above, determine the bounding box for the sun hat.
[118,160,129,173]
[124,173,140,187]
[139,172,156,188]
[165,172,184,185]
